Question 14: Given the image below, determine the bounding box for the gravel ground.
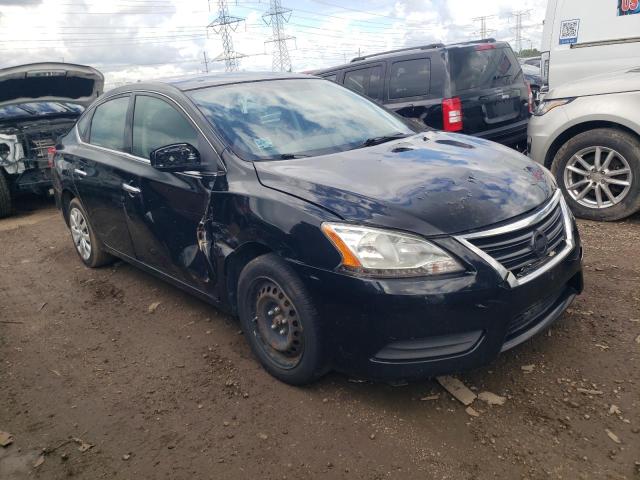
[1,197,639,480]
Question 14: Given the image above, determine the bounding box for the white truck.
[540,0,640,90]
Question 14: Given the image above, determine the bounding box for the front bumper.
[289,221,583,382]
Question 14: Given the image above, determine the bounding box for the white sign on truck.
[541,0,640,90]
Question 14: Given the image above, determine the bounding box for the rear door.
[447,44,529,135]
[72,94,137,258]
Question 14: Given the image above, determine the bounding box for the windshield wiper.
[276,153,310,160]
[357,132,410,148]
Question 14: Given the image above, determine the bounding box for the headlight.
[533,97,575,116]
[321,223,464,277]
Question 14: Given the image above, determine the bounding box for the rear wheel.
[237,254,328,385]
[67,198,113,268]
[551,128,640,221]
[0,172,12,218]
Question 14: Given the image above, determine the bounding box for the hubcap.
[69,207,92,260]
[250,279,304,369]
[563,146,633,209]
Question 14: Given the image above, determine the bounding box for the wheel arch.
[60,189,76,227]
[544,120,640,169]
[224,241,273,315]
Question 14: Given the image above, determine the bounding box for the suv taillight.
[47,146,56,168]
[442,97,463,132]
[526,82,533,114]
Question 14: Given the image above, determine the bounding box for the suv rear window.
[449,46,521,93]
[389,58,430,99]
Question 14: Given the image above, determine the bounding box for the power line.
[510,10,531,53]
[207,0,245,72]
[263,0,295,72]
[472,15,495,39]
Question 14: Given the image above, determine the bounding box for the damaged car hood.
[254,131,556,236]
[0,62,104,108]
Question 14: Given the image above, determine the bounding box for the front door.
[123,93,217,294]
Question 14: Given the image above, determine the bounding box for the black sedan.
[52,72,583,385]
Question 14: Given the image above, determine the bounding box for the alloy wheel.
[563,146,633,209]
[250,278,304,369]
[70,207,92,261]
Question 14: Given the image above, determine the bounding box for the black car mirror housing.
[150,143,201,172]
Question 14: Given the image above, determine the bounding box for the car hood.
[254,131,556,236]
[547,66,640,100]
[0,62,104,108]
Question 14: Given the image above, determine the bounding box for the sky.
[0,0,548,89]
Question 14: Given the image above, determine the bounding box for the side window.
[343,66,383,100]
[323,74,337,82]
[89,96,129,151]
[389,58,431,99]
[132,95,199,159]
[77,110,92,142]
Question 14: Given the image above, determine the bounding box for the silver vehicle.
[0,62,103,218]
[528,67,640,221]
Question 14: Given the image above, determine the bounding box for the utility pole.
[510,10,531,54]
[263,0,295,72]
[472,15,495,39]
[202,51,210,73]
[207,0,245,72]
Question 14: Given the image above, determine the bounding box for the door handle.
[74,168,87,177]
[121,183,141,194]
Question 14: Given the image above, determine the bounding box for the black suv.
[311,39,532,148]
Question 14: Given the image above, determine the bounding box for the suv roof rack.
[447,38,496,47]
[350,43,445,63]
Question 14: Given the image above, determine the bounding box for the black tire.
[67,198,113,268]
[237,253,328,385]
[551,128,640,221]
[0,172,12,218]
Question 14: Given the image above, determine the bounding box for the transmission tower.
[263,0,295,72]
[472,15,495,39]
[207,0,245,72]
[510,10,531,53]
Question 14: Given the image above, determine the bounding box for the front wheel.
[237,254,328,385]
[551,128,640,221]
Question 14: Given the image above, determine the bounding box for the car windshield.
[188,78,413,160]
[449,45,522,93]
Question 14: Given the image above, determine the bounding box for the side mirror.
[150,143,201,172]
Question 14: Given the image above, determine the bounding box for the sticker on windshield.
[253,138,273,150]
[559,19,580,45]
[618,0,640,15]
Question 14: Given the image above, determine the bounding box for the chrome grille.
[31,138,55,160]
[468,202,565,277]
[456,191,573,287]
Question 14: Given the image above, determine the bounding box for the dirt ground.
[1,196,639,480]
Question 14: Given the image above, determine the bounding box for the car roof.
[105,71,313,96]
[309,39,510,74]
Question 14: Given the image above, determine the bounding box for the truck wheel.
[237,253,328,385]
[67,198,113,268]
[0,172,12,218]
[551,128,640,221]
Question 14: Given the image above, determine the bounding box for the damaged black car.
[52,73,583,385]
[0,62,103,217]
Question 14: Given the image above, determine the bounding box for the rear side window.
[389,58,430,99]
[89,96,129,151]
[132,95,199,159]
[77,112,91,142]
[449,46,521,93]
[343,66,383,100]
